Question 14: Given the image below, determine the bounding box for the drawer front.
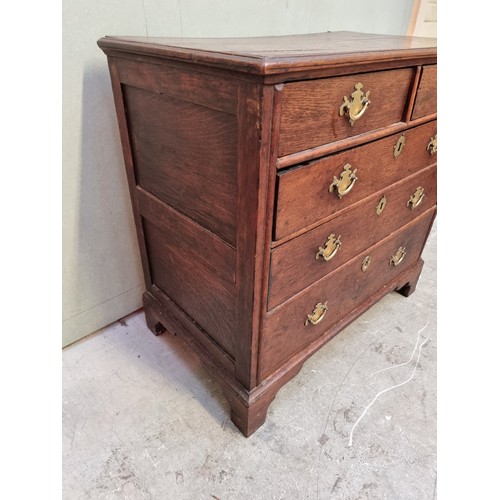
[268,164,436,310]
[411,65,437,120]
[275,120,437,240]
[260,209,435,379]
[278,67,414,157]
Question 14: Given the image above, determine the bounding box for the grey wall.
[62,0,414,347]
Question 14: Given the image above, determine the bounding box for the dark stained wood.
[411,65,437,120]
[117,57,238,113]
[99,32,437,437]
[259,257,426,387]
[233,82,274,390]
[268,164,436,309]
[106,58,153,290]
[137,186,236,283]
[404,65,423,123]
[278,67,414,156]
[123,84,238,246]
[98,32,436,77]
[260,209,435,379]
[277,121,407,170]
[144,288,235,372]
[143,216,236,357]
[275,120,437,240]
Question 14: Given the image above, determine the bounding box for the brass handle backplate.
[339,82,371,126]
[329,164,358,199]
[394,134,406,158]
[376,195,387,216]
[390,246,407,267]
[316,234,342,262]
[305,302,328,326]
[427,135,437,155]
[407,186,425,210]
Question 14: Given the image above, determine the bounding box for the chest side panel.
[123,85,238,247]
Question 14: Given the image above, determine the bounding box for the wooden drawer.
[275,120,437,240]
[278,67,415,157]
[260,208,435,379]
[411,65,437,120]
[268,164,436,310]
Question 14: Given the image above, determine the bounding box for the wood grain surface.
[278,67,414,156]
[124,85,238,246]
[275,120,437,240]
[98,32,436,76]
[268,164,436,309]
[411,64,437,120]
[100,32,437,436]
[260,209,435,379]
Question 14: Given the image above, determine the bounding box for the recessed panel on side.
[142,215,237,357]
[124,85,238,246]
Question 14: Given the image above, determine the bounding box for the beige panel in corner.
[407,0,437,38]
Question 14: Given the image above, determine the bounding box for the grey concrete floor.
[63,224,436,500]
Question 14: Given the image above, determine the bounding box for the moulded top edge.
[97,31,437,75]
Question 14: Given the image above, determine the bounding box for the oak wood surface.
[99,31,437,436]
[233,82,273,390]
[260,209,435,379]
[123,84,238,246]
[98,32,436,76]
[137,187,236,283]
[411,64,437,120]
[143,216,237,357]
[268,164,436,310]
[117,57,238,114]
[144,287,236,372]
[278,67,414,156]
[107,59,153,290]
[275,120,437,240]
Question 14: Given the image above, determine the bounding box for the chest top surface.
[97,31,437,76]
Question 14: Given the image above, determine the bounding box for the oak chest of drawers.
[98,31,437,436]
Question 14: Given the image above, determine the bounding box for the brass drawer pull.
[339,82,371,126]
[407,186,425,210]
[390,246,406,267]
[316,234,342,262]
[376,195,387,215]
[329,163,358,199]
[394,134,405,158]
[305,302,328,326]
[361,255,371,272]
[427,135,437,155]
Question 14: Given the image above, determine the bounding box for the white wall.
[62,0,414,347]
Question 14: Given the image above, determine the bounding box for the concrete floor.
[63,224,436,500]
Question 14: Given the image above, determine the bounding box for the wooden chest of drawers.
[98,31,437,436]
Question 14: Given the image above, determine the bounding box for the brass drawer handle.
[361,255,371,272]
[394,134,405,158]
[339,82,371,126]
[305,302,328,326]
[376,195,387,216]
[427,135,437,155]
[390,246,406,267]
[407,186,425,210]
[329,163,358,199]
[316,234,342,262]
